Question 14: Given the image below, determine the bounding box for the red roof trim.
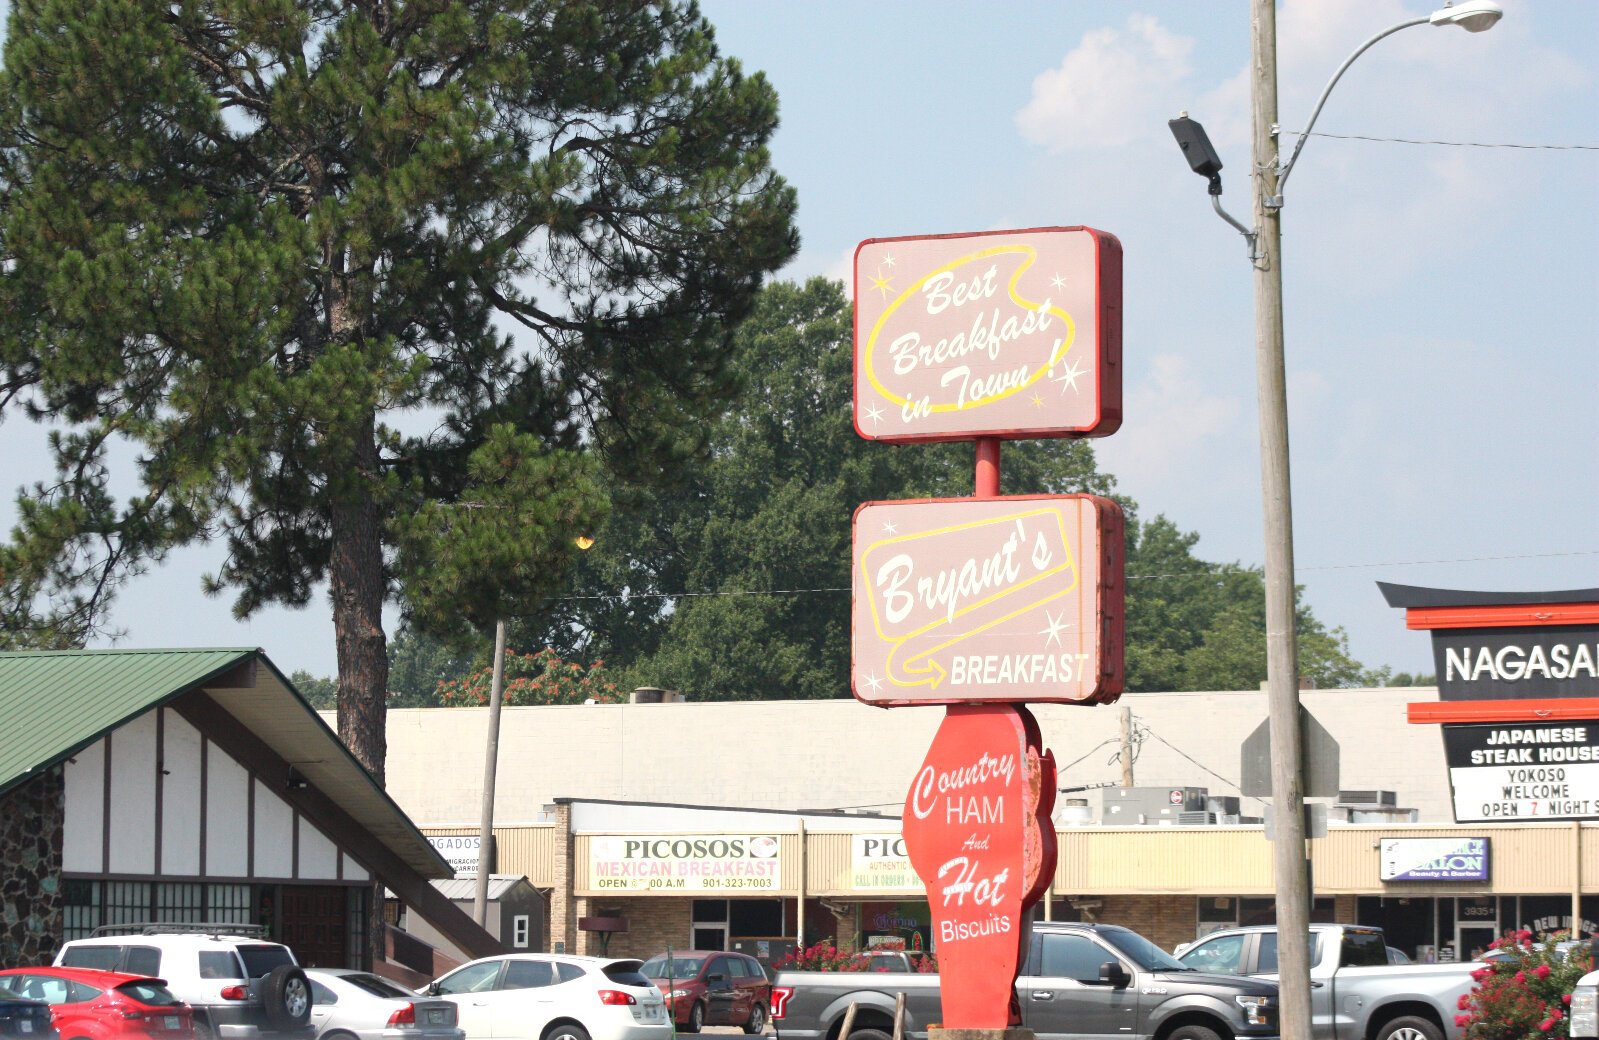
[1405,603,1599,630]
[1407,697,1599,724]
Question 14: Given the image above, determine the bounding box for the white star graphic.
[882,254,897,269]
[1054,356,1087,395]
[1040,610,1069,647]
[882,519,899,535]
[860,672,885,694]
[863,402,885,426]
[1050,273,1067,290]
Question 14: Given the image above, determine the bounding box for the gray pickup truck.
[1175,924,1477,1040]
[772,921,1280,1040]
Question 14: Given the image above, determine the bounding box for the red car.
[0,968,193,1040]
[638,952,770,1034]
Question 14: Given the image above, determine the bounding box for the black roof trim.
[1377,582,1599,609]
[553,795,893,819]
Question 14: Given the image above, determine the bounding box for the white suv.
[55,924,314,1040]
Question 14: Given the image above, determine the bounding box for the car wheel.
[543,1024,591,1040]
[1378,1016,1445,1040]
[683,1001,705,1034]
[849,1029,893,1040]
[1166,1024,1223,1040]
[744,1003,767,1035]
[263,965,313,1030]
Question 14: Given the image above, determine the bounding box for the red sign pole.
[975,438,1001,499]
[903,704,1057,1029]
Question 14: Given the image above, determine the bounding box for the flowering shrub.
[1459,930,1593,1040]
[772,940,939,974]
[437,647,623,706]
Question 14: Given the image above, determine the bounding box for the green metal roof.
[0,647,260,796]
[0,647,451,878]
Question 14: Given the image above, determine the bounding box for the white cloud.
[1015,15,1194,152]
[1098,352,1244,488]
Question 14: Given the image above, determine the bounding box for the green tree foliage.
[437,647,623,706]
[385,622,475,707]
[0,0,797,778]
[289,670,339,711]
[508,278,1372,698]
[1123,517,1376,691]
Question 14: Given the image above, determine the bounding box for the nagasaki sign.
[1443,721,1599,822]
[851,495,1124,706]
[853,227,1122,442]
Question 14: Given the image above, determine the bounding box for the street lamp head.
[1168,114,1225,195]
[1429,0,1503,33]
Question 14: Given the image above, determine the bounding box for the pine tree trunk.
[331,417,390,787]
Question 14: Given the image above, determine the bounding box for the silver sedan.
[306,969,465,1040]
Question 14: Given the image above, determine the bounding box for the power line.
[1286,129,1598,152]
[549,547,1599,603]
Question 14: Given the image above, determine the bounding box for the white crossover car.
[422,954,670,1040]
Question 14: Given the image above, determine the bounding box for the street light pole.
[1169,5,1503,1038]
[1248,9,1312,1040]
[472,618,508,926]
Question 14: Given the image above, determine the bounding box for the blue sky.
[3,1,1596,685]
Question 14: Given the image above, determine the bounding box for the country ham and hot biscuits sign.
[853,227,1121,442]
[852,495,1124,706]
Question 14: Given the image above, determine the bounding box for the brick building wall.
[1096,894,1196,953]
[549,804,577,953]
[580,897,693,961]
[0,768,64,969]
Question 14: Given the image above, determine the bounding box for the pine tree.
[0,0,797,780]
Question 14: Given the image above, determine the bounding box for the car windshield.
[640,956,704,980]
[0,983,22,1001]
[342,974,416,999]
[1100,928,1190,971]
[117,982,182,1007]
[237,945,295,978]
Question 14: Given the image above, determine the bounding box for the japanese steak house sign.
[849,226,1126,1032]
[1381,583,1599,825]
[587,835,781,893]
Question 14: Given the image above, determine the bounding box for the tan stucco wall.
[367,686,1451,826]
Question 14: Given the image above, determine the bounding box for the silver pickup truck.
[773,921,1281,1040]
[1175,924,1477,1040]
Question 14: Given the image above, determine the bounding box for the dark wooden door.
[279,885,348,968]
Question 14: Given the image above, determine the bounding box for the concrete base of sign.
[929,1027,1036,1040]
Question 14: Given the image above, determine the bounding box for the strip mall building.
[375,681,1599,970]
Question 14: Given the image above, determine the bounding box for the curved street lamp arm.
[1274,15,1429,199]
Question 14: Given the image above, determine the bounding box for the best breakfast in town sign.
[853,227,1121,443]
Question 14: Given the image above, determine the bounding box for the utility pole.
[1250,4,1312,1040]
[1119,708,1135,788]
[472,619,509,926]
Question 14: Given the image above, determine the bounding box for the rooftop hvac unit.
[1237,815,1264,825]
[1205,795,1241,815]
[1178,811,1218,826]
[1337,789,1396,806]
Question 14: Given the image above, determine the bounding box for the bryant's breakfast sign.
[852,495,1123,706]
[853,228,1121,443]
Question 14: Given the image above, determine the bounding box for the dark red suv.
[638,952,770,1034]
